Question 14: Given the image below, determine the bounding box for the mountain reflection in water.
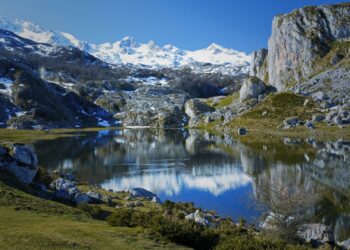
[34,129,350,241]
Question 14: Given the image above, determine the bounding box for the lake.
[34,129,350,241]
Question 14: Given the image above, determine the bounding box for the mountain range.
[0,16,250,75]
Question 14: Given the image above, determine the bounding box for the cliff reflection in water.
[34,129,350,241]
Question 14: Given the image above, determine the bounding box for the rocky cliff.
[256,3,350,91]
[249,48,268,83]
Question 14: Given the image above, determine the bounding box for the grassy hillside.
[0,179,187,250]
[203,92,350,139]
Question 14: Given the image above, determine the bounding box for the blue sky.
[0,0,348,53]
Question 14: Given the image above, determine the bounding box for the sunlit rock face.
[268,3,350,90]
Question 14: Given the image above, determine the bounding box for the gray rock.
[338,238,350,250]
[312,91,328,102]
[297,223,334,245]
[0,144,38,184]
[305,121,315,129]
[240,77,266,102]
[129,187,157,199]
[283,117,300,128]
[51,178,75,191]
[87,191,103,203]
[185,99,214,118]
[74,193,90,204]
[11,144,37,166]
[115,86,189,128]
[185,210,212,226]
[258,94,266,102]
[268,3,350,91]
[5,161,38,184]
[237,127,247,135]
[283,138,301,145]
[312,115,325,122]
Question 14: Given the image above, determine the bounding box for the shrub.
[106,208,133,227]
[149,216,219,250]
[216,235,286,250]
[77,204,103,219]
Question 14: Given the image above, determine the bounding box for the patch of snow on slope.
[125,76,168,86]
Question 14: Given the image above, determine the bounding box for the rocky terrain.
[187,2,350,132]
[0,3,348,131]
[0,29,244,129]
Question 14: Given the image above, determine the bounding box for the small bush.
[77,204,103,219]
[216,235,286,250]
[106,208,133,227]
[149,216,219,250]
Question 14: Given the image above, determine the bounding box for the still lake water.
[34,129,350,241]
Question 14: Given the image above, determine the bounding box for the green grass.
[0,172,315,250]
[0,179,187,250]
[199,92,350,139]
[311,40,350,77]
[225,93,350,137]
[205,92,239,109]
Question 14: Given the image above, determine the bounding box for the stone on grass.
[237,128,247,135]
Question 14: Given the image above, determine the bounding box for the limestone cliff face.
[267,3,350,91]
[249,48,268,83]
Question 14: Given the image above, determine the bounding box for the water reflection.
[34,129,350,241]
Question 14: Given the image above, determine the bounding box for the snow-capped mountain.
[0,17,250,75]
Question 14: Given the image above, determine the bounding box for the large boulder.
[0,144,38,184]
[128,187,160,202]
[185,99,214,118]
[11,144,38,166]
[239,77,267,102]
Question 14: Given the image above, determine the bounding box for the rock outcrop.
[0,144,38,184]
[250,48,268,82]
[239,76,267,102]
[267,3,350,91]
[185,99,214,118]
[297,223,335,245]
